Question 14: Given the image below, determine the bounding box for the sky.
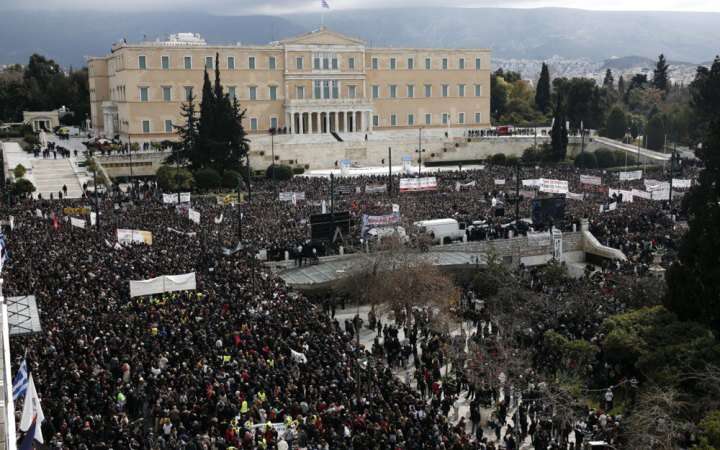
[2,0,720,13]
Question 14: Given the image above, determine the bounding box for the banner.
[70,217,86,229]
[222,193,244,205]
[167,227,197,237]
[392,204,400,214]
[651,188,670,201]
[609,188,634,203]
[402,155,413,175]
[365,184,387,194]
[399,177,437,192]
[527,232,551,247]
[129,272,196,298]
[494,179,506,186]
[519,189,536,199]
[117,229,153,245]
[214,214,223,224]
[90,212,97,226]
[522,179,541,188]
[580,175,602,186]
[566,192,585,200]
[188,208,200,225]
[63,207,89,215]
[363,213,400,227]
[619,170,643,181]
[279,192,306,202]
[672,179,692,189]
[162,192,191,204]
[455,180,476,192]
[631,189,652,200]
[539,178,569,194]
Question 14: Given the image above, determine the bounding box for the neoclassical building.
[88,27,491,143]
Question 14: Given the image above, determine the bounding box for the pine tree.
[167,94,197,165]
[653,54,670,92]
[195,69,216,170]
[535,63,551,113]
[550,94,568,161]
[618,76,625,96]
[603,69,614,89]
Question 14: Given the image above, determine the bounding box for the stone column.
[324,112,329,133]
[287,112,293,134]
[299,112,304,134]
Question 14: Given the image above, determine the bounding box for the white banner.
[566,192,584,200]
[455,180,476,192]
[645,180,670,192]
[580,175,602,186]
[672,179,692,189]
[619,170,643,181]
[90,212,97,226]
[399,177,437,192]
[167,227,197,237]
[522,179,541,188]
[652,188,670,201]
[70,217,85,229]
[117,229,153,245]
[279,191,306,202]
[365,184,387,194]
[129,272,197,298]
[392,203,400,214]
[631,189,652,200]
[494,179,506,186]
[188,208,200,225]
[162,192,191,204]
[539,178,569,194]
[609,188,634,203]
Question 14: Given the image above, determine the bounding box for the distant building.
[88,27,491,144]
[23,110,60,132]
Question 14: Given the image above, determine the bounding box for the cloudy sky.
[3,0,719,13]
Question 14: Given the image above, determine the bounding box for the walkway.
[594,136,670,162]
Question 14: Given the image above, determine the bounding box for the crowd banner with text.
[129,272,197,298]
[188,208,201,225]
[672,179,692,189]
[519,190,536,199]
[70,217,86,229]
[539,178,569,194]
[580,175,602,186]
[63,207,90,215]
[455,180,476,192]
[365,184,387,194]
[167,227,197,237]
[162,192,191,204]
[117,229,153,245]
[399,177,437,192]
[631,189,652,200]
[619,170,643,181]
[494,179,506,186]
[609,188,634,203]
[279,192,306,202]
[522,179,542,188]
[566,192,585,200]
[651,188,670,201]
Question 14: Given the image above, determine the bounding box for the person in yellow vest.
[240,400,249,414]
[256,390,266,404]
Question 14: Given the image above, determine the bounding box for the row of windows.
[372,84,483,99]
[140,117,278,133]
[136,85,279,102]
[136,54,484,71]
[373,112,482,127]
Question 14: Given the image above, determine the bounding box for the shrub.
[23,132,39,148]
[292,167,305,175]
[222,170,241,189]
[574,152,597,169]
[521,147,540,165]
[156,165,194,192]
[13,164,26,179]
[12,179,35,197]
[489,153,507,166]
[194,167,222,190]
[595,148,616,168]
[267,164,293,181]
[506,155,519,167]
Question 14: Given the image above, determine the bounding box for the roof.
[280,27,365,46]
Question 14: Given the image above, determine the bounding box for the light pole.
[269,127,276,185]
[417,127,423,175]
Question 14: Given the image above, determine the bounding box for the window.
[390,58,396,70]
[458,112,465,124]
[442,84,449,97]
[475,112,482,124]
[205,56,213,69]
[248,56,256,70]
[348,57,355,70]
[270,117,278,130]
[424,84,432,97]
[142,120,150,133]
[296,57,304,70]
[250,118,258,131]
[331,80,339,99]
[297,86,305,99]
[442,58,448,70]
[269,56,276,70]
[372,57,378,70]
[372,85,379,99]
[391,114,397,126]
[139,87,148,102]
[389,85,397,98]
[314,57,321,70]
[459,58,465,69]
[408,114,415,126]
[331,58,338,70]
[475,84,482,97]
[458,84,465,97]
[475,57,482,70]
[425,113,432,125]
[161,55,169,70]
[373,115,379,127]
[407,85,415,98]
[184,56,192,70]
[162,86,171,102]
[227,56,235,70]
[314,80,321,99]
[323,80,330,99]
[323,58,329,70]
[269,86,277,100]
[348,85,356,98]
[442,113,449,125]
[184,86,193,101]
[228,86,236,100]
[165,119,173,133]
[425,57,431,70]
[249,86,257,101]
[138,55,146,69]
[407,58,414,70]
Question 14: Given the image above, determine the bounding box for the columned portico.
[286,105,373,135]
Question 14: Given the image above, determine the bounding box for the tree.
[13,164,26,179]
[665,57,720,332]
[653,54,671,92]
[606,105,627,139]
[624,388,688,450]
[194,167,221,190]
[574,152,597,169]
[550,94,569,161]
[595,148,617,168]
[553,77,606,131]
[535,63,551,113]
[645,114,665,151]
[167,95,197,166]
[11,179,35,197]
[618,75,626,96]
[267,164,292,181]
[603,69,615,89]
[156,165,194,191]
[221,170,241,189]
[491,72,510,121]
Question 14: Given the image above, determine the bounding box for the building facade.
[88,28,491,144]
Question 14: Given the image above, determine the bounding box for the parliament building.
[88,27,491,144]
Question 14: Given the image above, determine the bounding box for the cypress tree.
[535,63,551,113]
[603,69,614,89]
[168,94,197,165]
[550,94,568,161]
[618,76,625,97]
[653,53,670,92]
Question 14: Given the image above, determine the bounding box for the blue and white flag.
[13,358,28,401]
[321,0,330,8]
[20,374,45,444]
[0,232,7,272]
[18,416,37,450]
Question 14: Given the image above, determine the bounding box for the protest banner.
[117,229,153,245]
[619,170,643,181]
[580,175,602,186]
[129,272,196,298]
[539,178,569,194]
[399,177,437,192]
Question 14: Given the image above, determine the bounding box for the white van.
[413,218,465,244]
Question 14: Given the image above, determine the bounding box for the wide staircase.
[32,159,84,199]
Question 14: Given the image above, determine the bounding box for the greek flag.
[321,0,330,8]
[0,233,7,272]
[13,359,29,401]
